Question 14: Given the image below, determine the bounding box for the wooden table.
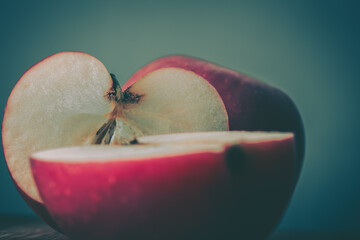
[1,215,359,240]
[0,215,66,239]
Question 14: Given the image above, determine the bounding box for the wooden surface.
[0,215,359,240]
[0,215,66,239]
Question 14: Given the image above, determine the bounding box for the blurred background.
[0,0,359,236]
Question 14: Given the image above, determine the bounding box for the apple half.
[2,52,228,223]
[126,55,305,163]
[30,131,296,240]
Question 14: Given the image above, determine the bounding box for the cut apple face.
[31,131,293,162]
[137,131,292,145]
[2,52,228,203]
[30,131,295,239]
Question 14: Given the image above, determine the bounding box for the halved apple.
[2,52,228,221]
[30,131,296,240]
[126,55,305,163]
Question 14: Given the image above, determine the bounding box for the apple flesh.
[125,55,305,165]
[30,131,296,240]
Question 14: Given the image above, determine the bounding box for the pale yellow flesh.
[2,52,228,203]
[32,131,293,163]
[3,52,112,203]
[31,144,224,162]
[123,68,228,134]
[138,131,294,145]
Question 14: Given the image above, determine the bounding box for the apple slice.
[2,52,228,206]
[30,131,295,240]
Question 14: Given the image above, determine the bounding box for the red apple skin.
[31,137,295,240]
[124,56,305,168]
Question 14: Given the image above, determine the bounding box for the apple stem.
[109,73,144,105]
[108,73,123,103]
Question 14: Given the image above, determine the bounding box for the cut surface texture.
[138,131,293,145]
[2,52,228,203]
[3,52,112,202]
[121,68,228,136]
[31,131,293,163]
[32,144,224,163]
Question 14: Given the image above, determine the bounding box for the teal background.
[1,0,359,233]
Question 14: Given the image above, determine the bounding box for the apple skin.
[31,137,295,240]
[124,55,305,168]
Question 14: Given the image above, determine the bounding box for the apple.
[125,55,305,164]
[2,51,304,238]
[30,131,296,240]
[2,52,228,225]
